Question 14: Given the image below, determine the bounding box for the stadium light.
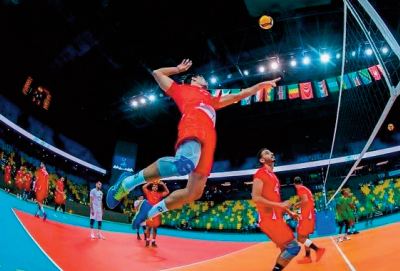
[243,70,249,76]
[365,48,373,56]
[210,76,218,84]
[148,94,156,102]
[320,53,331,63]
[290,59,297,67]
[139,97,146,104]
[336,53,341,59]
[381,46,389,54]
[270,61,279,70]
[258,65,265,73]
[131,100,138,107]
[302,56,311,65]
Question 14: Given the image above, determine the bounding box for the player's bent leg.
[107,140,201,209]
[278,240,301,267]
[164,172,207,210]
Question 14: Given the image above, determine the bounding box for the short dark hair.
[293,176,302,184]
[182,73,202,84]
[257,148,269,165]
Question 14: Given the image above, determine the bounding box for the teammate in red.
[34,162,49,220]
[54,177,66,213]
[4,163,12,192]
[23,168,32,201]
[15,165,25,198]
[293,176,325,264]
[252,148,300,271]
[106,59,281,230]
[142,181,170,247]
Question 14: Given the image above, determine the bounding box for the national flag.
[287,84,300,99]
[275,85,287,100]
[358,69,372,85]
[264,87,275,102]
[326,77,339,93]
[221,89,231,96]
[254,89,264,102]
[240,95,251,106]
[368,65,382,80]
[314,80,329,98]
[348,72,362,87]
[377,64,385,76]
[230,89,241,95]
[299,82,314,100]
[337,74,352,90]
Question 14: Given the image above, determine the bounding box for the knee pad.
[174,156,196,175]
[281,240,300,260]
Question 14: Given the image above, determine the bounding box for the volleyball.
[259,15,273,30]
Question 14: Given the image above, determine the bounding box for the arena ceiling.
[0,0,399,168]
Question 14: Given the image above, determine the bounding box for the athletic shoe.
[151,241,157,248]
[97,233,106,240]
[35,214,40,218]
[315,247,326,262]
[145,240,150,247]
[106,172,131,209]
[43,213,47,221]
[297,256,312,264]
[343,235,351,241]
[91,232,96,239]
[136,234,141,240]
[131,200,152,229]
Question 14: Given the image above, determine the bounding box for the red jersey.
[295,184,315,220]
[144,189,164,205]
[56,179,64,192]
[166,82,220,125]
[35,168,49,193]
[15,169,24,189]
[254,166,282,219]
[24,172,32,191]
[4,165,11,181]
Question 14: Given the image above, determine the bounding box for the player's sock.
[272,263,284,270]
[305,248,311,257]
[148,200,168,218]
[305,239,318,251]
[123,171,145,192]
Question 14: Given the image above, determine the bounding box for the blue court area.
[1,189,399,270]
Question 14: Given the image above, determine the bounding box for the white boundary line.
[11,208,63,271]
[159,243,261,271]
[330,237,356,271]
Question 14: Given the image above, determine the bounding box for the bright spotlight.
[148,94,156,102]
[270,61,279,70]
[243,70,249,76]
[139,97,146,104]
[381,46,389,54]
[365,48,373,56]
[227,74,232,79]
[351,51,356,57]
[336,53,341,59]
[320,53,331,63]
[210,76,218,84]
[258,66,265,73]
[302,56,311,65]
[131,100,138,107]
[290,59,297,67]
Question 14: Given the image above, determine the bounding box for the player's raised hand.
[177,59,192,73]
[259,77,281,90]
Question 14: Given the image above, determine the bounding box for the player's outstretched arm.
[215,77,281,109]
[152,59,192,92]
